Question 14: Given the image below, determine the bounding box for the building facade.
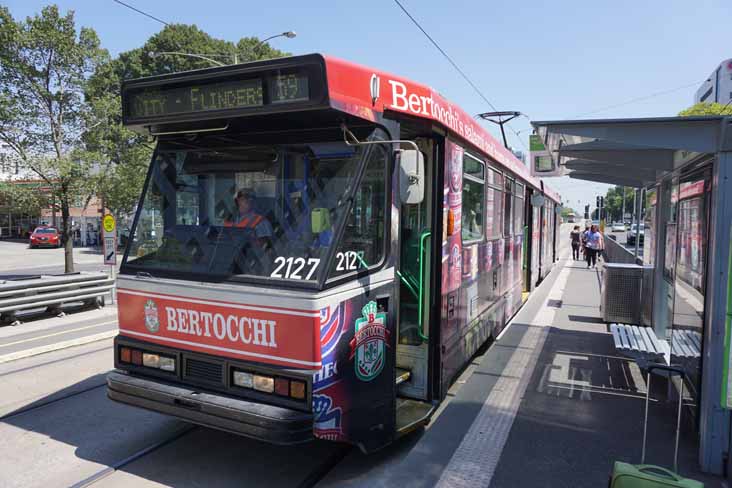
[0,143,103,243]
[695,58,732,106]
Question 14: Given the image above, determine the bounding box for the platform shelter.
[531,115,732,475]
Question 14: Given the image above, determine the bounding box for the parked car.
[611,222,625,232]
[626,224,644,245]
[29,226,61,248]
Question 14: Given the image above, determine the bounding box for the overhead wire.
[392,0,529,151]
[111,0,170,26]
[571,80,704,118]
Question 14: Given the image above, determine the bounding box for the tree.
[679,102,732,116]
[85,24,290,232]
[0,5,107,271]
[0,181,49,217]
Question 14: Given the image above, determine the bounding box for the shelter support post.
[634,189,642,259]
[699,150,732,474]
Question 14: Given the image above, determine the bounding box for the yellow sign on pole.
[103,214,116,234]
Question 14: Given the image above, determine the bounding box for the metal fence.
[601,233,653,327]
[603,233,642,265]
[0,271,114,325]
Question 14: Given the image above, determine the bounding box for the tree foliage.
[0,181,49,216]
[0,5,107,271]
[679,102,732,116]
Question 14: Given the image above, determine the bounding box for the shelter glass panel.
[670,167,710,403]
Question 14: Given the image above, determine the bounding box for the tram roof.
[531,115,732,188]
[322,55,561,203]
[120,54,561,203]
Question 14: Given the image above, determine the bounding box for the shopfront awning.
[531,116,732,187]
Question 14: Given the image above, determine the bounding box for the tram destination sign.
[124,70,311,123]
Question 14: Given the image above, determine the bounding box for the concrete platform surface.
[319,249,724,487]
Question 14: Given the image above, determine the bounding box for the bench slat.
[631,326,647,353]
[638,327,658,354]
[626,325,640,351]
[618,325,631,350]
[610,324,623,350]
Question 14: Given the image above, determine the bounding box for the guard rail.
[603,233,642,265]
[0,271,114,326]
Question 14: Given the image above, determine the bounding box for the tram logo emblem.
[349,301,389,382]
[144,299,160,333]
[313,394,343,440]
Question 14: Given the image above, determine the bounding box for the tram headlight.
[233,371,254,389]
[159,356,176,372]
[119,346,175,373]
[253,375,275,393]
[142,353,160,369]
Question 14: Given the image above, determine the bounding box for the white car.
[611,222,625,232]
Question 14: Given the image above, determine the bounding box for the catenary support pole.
[635,188,643,260]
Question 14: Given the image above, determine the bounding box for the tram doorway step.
[395,368,411,385]
[396,397,435,435]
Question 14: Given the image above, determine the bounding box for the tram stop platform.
[318,245,726,488]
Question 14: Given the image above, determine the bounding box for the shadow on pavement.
[0,374,349,488]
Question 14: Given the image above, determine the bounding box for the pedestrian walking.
[570,225,581,260]
[581,224,590,258]
[585,224,602,268]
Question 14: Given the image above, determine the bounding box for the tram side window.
[328,147,387,278]
[485,167,503,240]
[462,153,485,242]
[504,178,514,237]
[514,183,524,233]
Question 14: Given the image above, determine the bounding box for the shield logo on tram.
[349,301,390,382]
[144,299,160,333]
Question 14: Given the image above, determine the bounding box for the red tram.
[107,54,561,452]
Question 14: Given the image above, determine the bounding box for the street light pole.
[150,31,296,67]
[149,51,226,67]
[250,31,297,60]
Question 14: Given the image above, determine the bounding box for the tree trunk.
[61,198,74,273]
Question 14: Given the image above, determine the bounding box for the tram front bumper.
[107,371,314,445]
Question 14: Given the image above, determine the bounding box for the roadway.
[606,226,644,258]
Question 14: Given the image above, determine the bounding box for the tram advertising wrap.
[109,53,561,453]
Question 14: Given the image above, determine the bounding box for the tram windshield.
[123,129,388,284]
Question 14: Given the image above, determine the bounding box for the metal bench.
[609,323,701,365]
[0,272,114,325]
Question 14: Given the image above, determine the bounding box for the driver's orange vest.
[224,214,263,229]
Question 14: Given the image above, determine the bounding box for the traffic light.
[584,204,590,219]
[596,196,600,209]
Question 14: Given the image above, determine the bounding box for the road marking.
[435,250,571,488]
[0,320,117,348]
[0,330,117,364]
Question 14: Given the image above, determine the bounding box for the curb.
[0,330,117,364]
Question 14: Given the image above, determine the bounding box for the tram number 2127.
[335,251,364,271]
[270,257,320,280]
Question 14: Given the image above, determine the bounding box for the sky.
[6,0,731,210]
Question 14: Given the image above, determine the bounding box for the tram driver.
[225,188,273,247]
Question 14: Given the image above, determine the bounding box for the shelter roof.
[531,116,732,187]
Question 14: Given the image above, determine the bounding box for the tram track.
[0,381,107,422]
[62,418,350,488]
[69,425,199,488]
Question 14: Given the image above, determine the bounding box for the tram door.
[395,137,437,433]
